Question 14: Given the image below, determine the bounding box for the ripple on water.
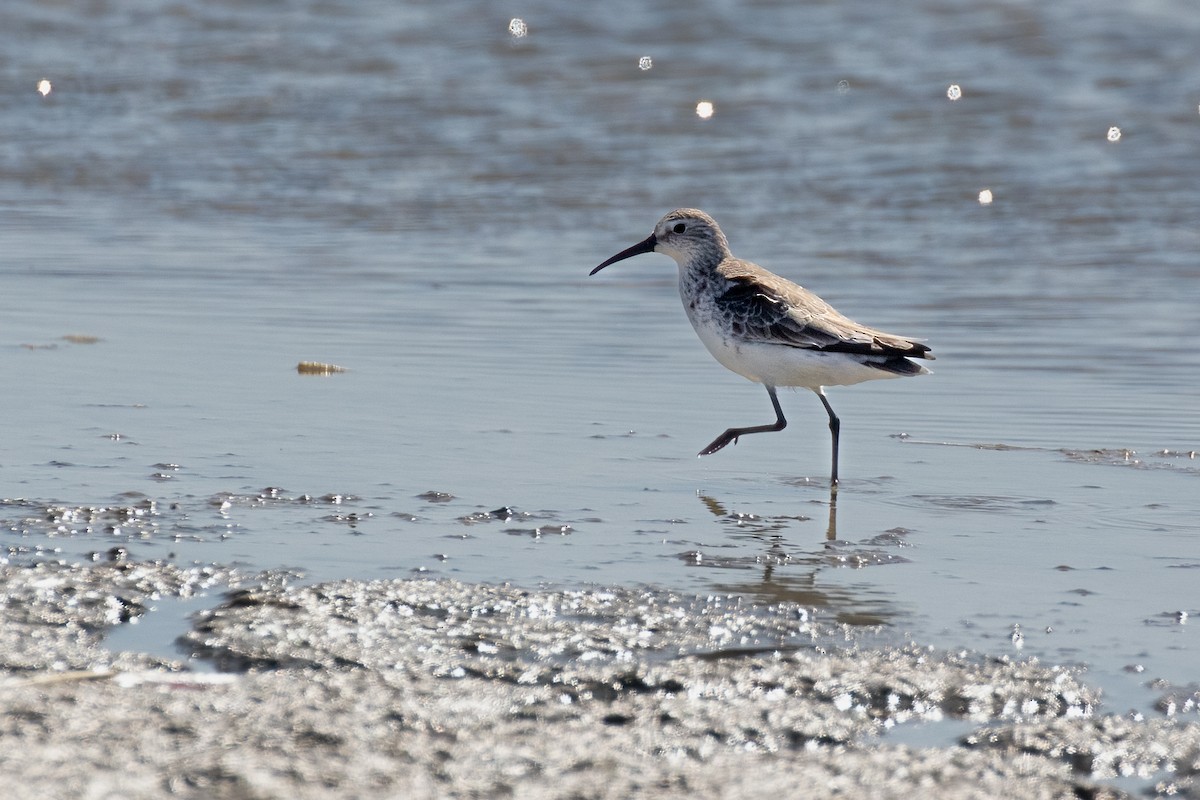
[1060,448,1200,476]
[900,495,1058,513]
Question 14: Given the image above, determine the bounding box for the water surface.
[2,0,1197,718]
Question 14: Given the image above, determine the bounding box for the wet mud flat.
[0,561,1198,799]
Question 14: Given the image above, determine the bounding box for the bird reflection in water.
[694,491,897,627]
[699,488,838,544]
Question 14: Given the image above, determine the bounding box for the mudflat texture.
[1,561,1197,799]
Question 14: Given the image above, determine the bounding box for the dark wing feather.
[716,274,933,360]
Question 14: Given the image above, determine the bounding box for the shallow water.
[2,0,1198,719]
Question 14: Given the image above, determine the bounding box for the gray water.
[3,0,1198,720]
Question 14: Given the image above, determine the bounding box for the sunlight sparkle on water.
[1107,126,1122,142]
[37,79,52,96]
[695,100,714,119]
[508,18,528,38]
[978,188,993,205]
[638,56,653,71]
[946,84,962,101]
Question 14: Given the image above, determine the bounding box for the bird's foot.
[698,431,739,456]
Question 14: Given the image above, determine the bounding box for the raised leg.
[816,389,840,486]
[698,385,787,456]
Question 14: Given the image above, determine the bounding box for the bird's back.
[713,256,933,362]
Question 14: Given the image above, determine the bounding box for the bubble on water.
[695,100,714,120]
[638,56,653,71]
[508,18,528,38]
[836,79,850,95]
[1107,126,1122,142]
[37,79,52,96]
[978,188,993,205]
[946,84,962,101]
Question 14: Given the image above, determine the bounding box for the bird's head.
[590,208,730,275]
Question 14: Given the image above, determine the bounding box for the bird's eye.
[672,223,686,234]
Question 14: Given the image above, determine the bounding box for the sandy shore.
[0,560,1196,799]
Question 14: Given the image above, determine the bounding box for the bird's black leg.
[816,390,840,486]
[698,385,787,456]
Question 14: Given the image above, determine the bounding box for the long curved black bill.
[589,233,657,276]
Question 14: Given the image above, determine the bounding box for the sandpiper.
[590,208,933,485]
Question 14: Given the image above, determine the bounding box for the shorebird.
[590,208,933,485]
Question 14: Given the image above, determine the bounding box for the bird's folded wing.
[717,276,933,359]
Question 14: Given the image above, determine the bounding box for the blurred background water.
[2,0,1198,718]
